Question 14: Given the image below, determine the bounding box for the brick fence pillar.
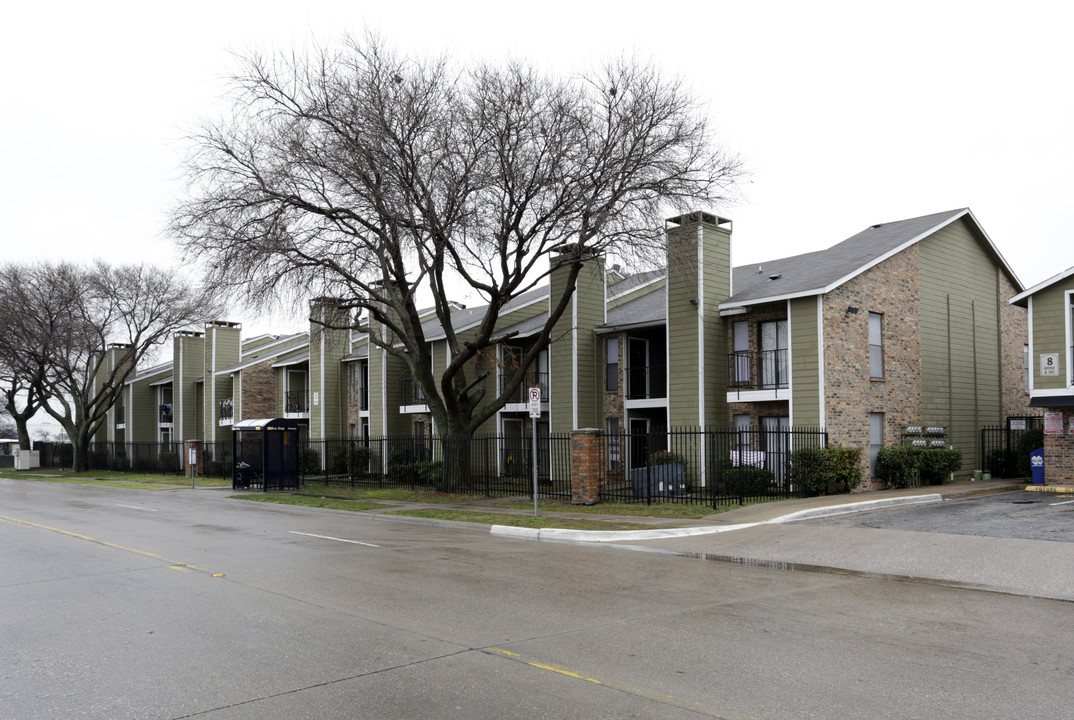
[570,428,603,505]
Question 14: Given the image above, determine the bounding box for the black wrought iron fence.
[980,416,1042,478]
[299,434,573,498]
[600,426,828,506]
[86,442,184,474]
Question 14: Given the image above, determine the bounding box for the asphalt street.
[3,477,1074,719]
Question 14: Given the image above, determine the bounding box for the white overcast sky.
[4,0,1072,339]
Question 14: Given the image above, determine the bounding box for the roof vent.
[870,223,883,229]
[768,273,782,281]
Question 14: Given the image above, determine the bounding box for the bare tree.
[0,262,218,471]
[172,35,741,454]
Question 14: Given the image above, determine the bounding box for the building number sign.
[1040,353,1059,377]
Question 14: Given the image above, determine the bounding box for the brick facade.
[998,270,1033,419]
[1044,411,1074,483]
[240,359,277,420]
[822,245,922,489]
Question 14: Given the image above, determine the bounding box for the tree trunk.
[71,430,91,473]
[15,421,32,453]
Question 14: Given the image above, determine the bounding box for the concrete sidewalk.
[490,480,1074,602]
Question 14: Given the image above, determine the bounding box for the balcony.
[499,372,550,404]
[115,405,125,429]
[285,390,309,415]
[357,385,369,412]
[626,364,667,400]
[159,403,173,425]
[727,350,789,401]
[399,378,428,410]
[219,398,233,426]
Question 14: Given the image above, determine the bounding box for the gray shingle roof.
[602,287,665,330]
[723,208,974,307]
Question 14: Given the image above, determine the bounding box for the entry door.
[761,416,790,486]
[629,418,650,469]
[502,418,524,475]
[628,338,650,398]
[733,321,750,385]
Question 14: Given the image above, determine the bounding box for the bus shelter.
[232,418,300,491]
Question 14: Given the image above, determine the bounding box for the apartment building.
[109,208,1031,485]
[1010,267,1074,482]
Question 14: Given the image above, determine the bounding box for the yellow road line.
[0,514,220,577]
[483,647,748,719]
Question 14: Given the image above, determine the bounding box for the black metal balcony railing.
[285,390,309,414]
[498,372,550,404]
[159,403,173,424]
[626,364,667,400]
[219,398,234,421]
[399,378,427,405]
[727,350,789,391]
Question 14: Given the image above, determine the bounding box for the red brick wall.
[241,359,278,419]
[823,245,922,489]
[570,428,603,504]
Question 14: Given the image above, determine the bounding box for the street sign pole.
[528,387,541,517]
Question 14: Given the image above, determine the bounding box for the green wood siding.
[549,254,604,433]
[790,296,820,427]
[175,335,204,442]
[919,219,1004,468]
[667,219,731,428]
[1030,281,1074,390]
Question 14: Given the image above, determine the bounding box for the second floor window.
[869,312,884,379]
[606,338,619,391]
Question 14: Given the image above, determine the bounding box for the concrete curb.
[489,493,945,543]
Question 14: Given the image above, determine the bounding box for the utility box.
[1030,448,1045,485]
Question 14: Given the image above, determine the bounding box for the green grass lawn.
[0,469,230,489]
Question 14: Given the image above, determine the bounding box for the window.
[869,312,884,379]
[605,417,621,471]
[870,413,884,476]
[606,338,619,391]
[732,321,749,385]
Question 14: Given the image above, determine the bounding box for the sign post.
[528,387,541,517]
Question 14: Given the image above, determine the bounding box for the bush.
[918,448,962,485]
[989,448,1017,478]
[299,447,321,476]
[649,450,687,467]
[876,446,920,488]
[416,460,443,484]
[1016,428,1044,478]
[789,447,862,495]
[387,450,418,483]
[714,456,775,496]
[330,447,351,475]
[159,451,179,473]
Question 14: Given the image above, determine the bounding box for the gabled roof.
[420,285,550,342]
[600,286,665,332]
[721,208,1022,309]
[1009,266,1074,307]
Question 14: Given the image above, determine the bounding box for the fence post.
[570,428,602,505]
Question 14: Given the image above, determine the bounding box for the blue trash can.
[1030,448,1045,485]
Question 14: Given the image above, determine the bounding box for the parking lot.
[804,490,1074,542]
